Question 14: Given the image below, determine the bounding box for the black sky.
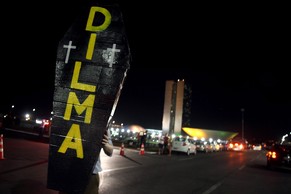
[1,1,290,140]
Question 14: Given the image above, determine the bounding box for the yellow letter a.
[58,124,84,159]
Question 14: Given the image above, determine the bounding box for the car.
[195,140,213,153]
[33,118,51,134]
[227,140,246,151]
[123,137,138,147]
[213,142,222,152]
[252,144,262,151]
[171,136,197,155]
[266,143,291,170]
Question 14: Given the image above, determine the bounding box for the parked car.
[172,136,197,155]
[33,118,51,135]
[195,140,213,153]
[252,144,262,151]
[213,142,222,152]
[266,143,291,170]
[123,137,138,147]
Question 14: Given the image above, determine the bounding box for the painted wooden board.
[47,1,131,193]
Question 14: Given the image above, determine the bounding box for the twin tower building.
[162,79,238,140]
[162,79,192,136]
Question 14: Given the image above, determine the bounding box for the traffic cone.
[139,143,145,155]
[0,134,4,160]
[120,143,125,156]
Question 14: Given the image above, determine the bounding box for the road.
[1,129,291,194]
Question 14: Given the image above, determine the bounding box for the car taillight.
[43,119,50,126]
[182,142,187,146]
[266,151,277,159]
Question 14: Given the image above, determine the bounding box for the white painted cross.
[63,41,77,64]
[106,43,120,67]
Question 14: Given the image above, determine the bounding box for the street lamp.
[241,108,245,140]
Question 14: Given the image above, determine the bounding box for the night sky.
[1,1,290,141]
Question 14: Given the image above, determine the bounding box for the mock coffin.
[47,1,131,193]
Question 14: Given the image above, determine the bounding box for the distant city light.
[25,114,30,121]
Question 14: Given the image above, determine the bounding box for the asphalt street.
[0,129,155,194]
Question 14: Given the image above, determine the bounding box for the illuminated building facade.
[162,79,192,136]
[161,79,238,141]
